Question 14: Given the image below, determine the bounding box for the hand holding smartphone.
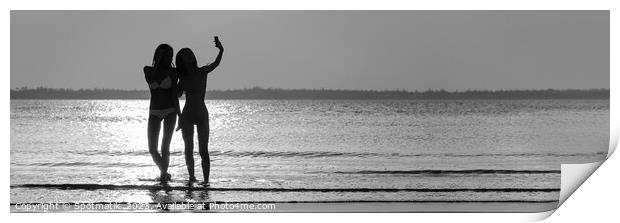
[214,36,222,49]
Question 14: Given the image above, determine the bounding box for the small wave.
[17,162,152,168]
[65,150,607,159]
[326,169,560,175]
[10,184,560,192]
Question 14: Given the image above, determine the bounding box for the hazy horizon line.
[10,86,611,92]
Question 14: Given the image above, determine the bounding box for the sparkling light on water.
[10,100,609,203]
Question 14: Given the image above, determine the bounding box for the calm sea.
[10,100,609,205]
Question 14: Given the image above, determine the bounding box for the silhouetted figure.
[144,44,182,182]
[176,36,224,183]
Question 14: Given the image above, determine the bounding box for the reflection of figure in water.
[144,44,182,182]
[176,36,224,183]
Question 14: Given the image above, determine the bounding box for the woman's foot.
[189,176,197,182]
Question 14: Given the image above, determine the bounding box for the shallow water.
[10,100,609,204]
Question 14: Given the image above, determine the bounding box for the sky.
[11,11,609,91]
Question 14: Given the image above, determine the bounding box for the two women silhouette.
[145,37,224,183]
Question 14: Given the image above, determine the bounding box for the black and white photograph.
[9,10,610,213]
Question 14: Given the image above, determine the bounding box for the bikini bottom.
[149,107,176,119]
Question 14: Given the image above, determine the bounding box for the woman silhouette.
[144,44,182,182]
[176,37,224,183]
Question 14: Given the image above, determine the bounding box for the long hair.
[175,48,197,78]
[152,44,174,73]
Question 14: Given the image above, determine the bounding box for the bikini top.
[149,76,172,89]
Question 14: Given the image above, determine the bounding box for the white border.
[4,1,618,222]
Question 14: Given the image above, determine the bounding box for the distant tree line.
[10,86,610,100]
[11,87,150,99]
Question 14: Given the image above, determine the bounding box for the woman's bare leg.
[197,115,210,183]
[160,114,176,180]
[147,115,163,175]
[181,116,196,182]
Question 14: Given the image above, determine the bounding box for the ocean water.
[10,100,609,206]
